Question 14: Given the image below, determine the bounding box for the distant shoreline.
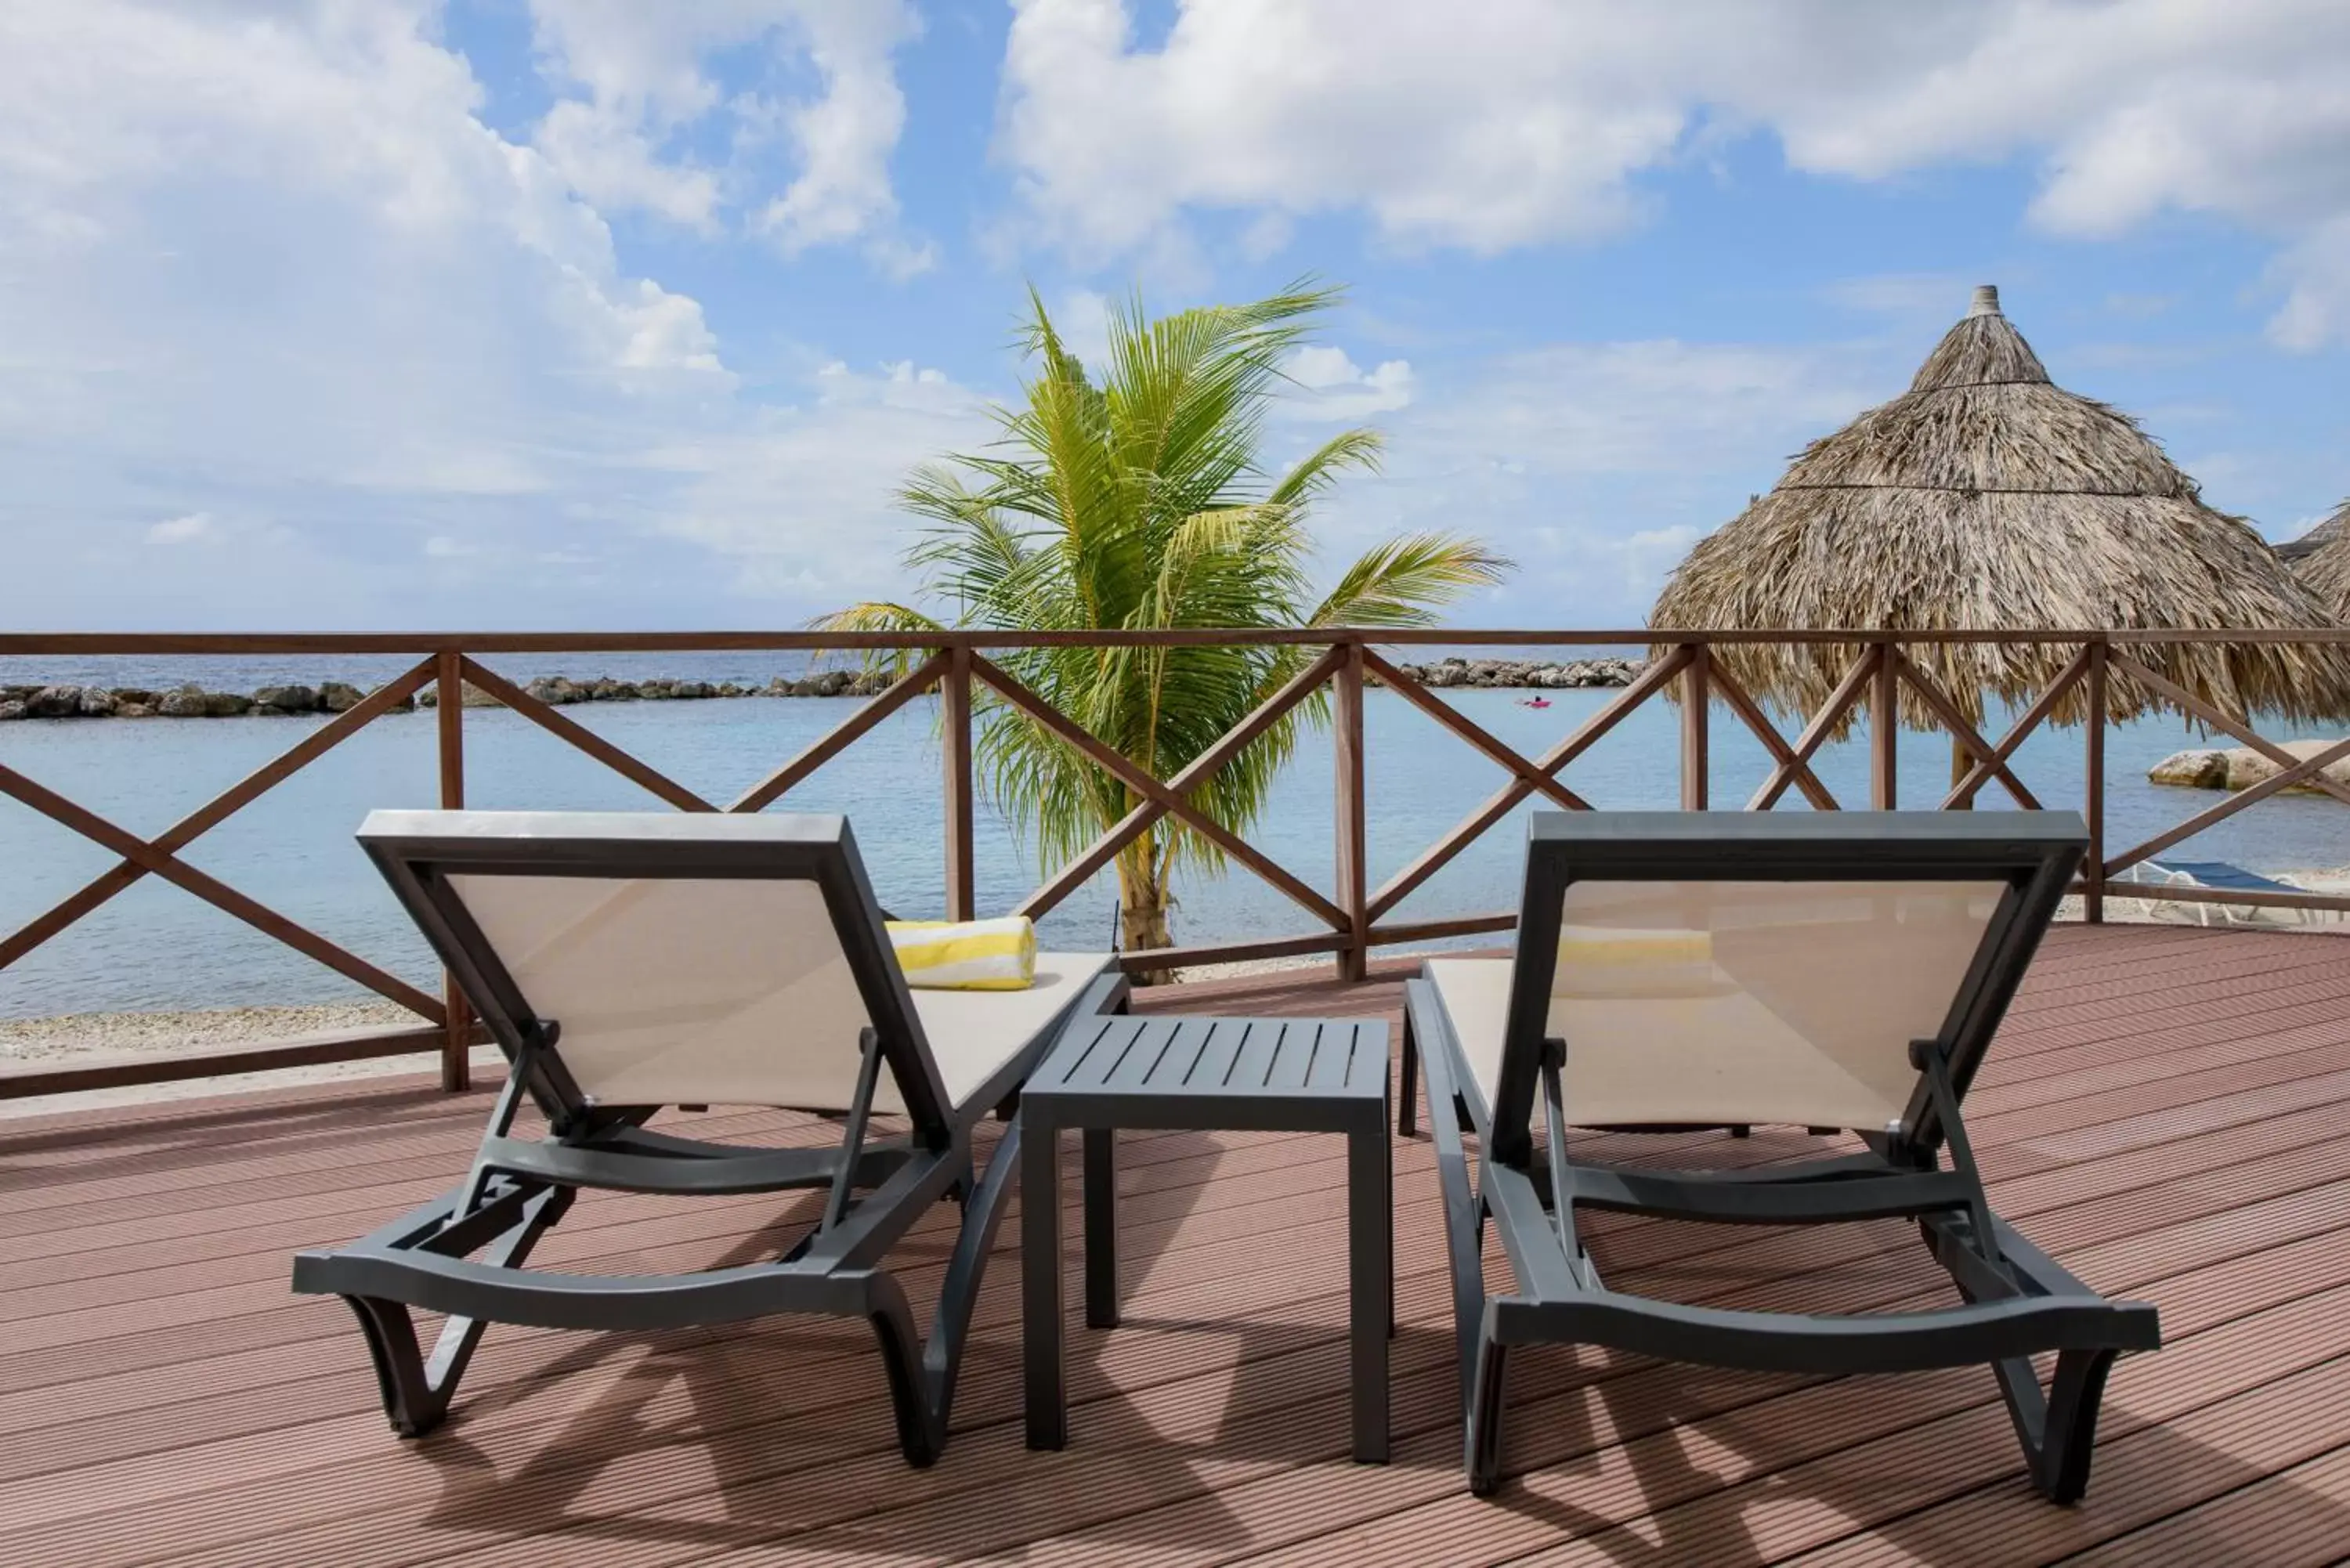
[0,656,1641,722]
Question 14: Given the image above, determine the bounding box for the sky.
[2,0,2345,632]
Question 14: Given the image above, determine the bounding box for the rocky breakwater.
[1378,656,1642,690]
[2149,739,2350,797]
[0,670,896,721]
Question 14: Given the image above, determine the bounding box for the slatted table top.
[1024,1013,1390,1126]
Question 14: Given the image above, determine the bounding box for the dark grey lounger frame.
[291,811,1126,1465]
[1400,811,2160,1498]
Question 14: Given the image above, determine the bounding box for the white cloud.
[1281,346,1414,421]
[527,0,929,271]
[0,1,986,628]
[997,0,2350,345]
[1300,338,1880,624]
[144,512,213,544]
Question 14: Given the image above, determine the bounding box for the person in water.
[1518,695,1552,708]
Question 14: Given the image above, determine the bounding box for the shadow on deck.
[3,923,2348,1566]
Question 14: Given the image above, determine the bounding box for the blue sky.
[2,1,2345,631]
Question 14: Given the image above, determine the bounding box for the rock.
[156,684,211,717]
[1,685,37,703]
[110,688,157,707]
[251,685,320,714]
[319,681,366,713]
[26,685,86,717]
[2149,741,2350,797]
[115,703,154,718]
[526,677,584,706]
[205,691,253,716]
[637,679,677,699]
[717,681,745,698]
[2149,749,2232,789]
[76,688,118,717]
[670,680,714,699]
[2222,741,2350,794]
[414,683,501,709]
[0,701,25,721]
[848,670,890,696]
[585,678,638,701]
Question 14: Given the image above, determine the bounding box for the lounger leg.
[1416,1019,1488,1419]
[342,1294,449,1437]
[341,1186,570,1437]
[863,1277,942,1467]
[1990,1345,2120,1503]
[916,1132,1019,1451]
[1466,1319,1510,1496]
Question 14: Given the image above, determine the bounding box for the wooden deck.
[4,923,2348,1566]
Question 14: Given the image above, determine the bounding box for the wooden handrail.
[8,623,2350,1107]
[7,625,2350,656]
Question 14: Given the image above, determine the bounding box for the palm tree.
[817,282,1508,955]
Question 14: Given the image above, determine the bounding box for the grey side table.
[1019,1012,1393,1462]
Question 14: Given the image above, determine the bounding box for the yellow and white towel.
[1552,925,1726,999]
[886,916,1037,991]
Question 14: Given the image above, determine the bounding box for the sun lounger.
[2110,858,2308,927]
[292,810,1122,1465]
[1401,811,2160,1498]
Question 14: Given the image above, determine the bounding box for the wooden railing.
[5,627,2348,1101]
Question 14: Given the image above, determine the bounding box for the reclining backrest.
[1488,811,2084,1165]
[359,810,951,1129]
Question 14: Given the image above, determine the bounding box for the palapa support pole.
[1679,643,1710,811]
[1871,643,1899,809]
[435,649,472,1093]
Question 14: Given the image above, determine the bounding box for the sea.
[4,651,2344,1020]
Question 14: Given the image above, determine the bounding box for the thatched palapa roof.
[2287,499,2350,617]
[1649,285,2350,732]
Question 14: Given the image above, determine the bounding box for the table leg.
[1347,1122,1391,1462]
[1022,1116,1066,1450]
[1083,1126,1119,1329]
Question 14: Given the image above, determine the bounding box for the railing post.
[1679,643,1710,811]
[1334,639,1369,982]
[434,649,471,1093]
[942,643,975,923]
[1871,641,1899,809]
[2084,638,2107,923]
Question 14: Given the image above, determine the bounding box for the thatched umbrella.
[1650,284,2350,784]
[2284,499,2350,616]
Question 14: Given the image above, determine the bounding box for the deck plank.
[0,924,2344,1566]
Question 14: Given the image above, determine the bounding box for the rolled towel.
[1552,925,1728,999]
[886,916,1037,991]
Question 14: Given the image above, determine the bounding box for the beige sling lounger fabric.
[448,872,1110,1115]
[1426,878,2005,1132]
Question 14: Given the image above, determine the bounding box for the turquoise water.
[2,666,2342,1018]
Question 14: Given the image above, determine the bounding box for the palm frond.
[815,282,1509,943]
[1311,533,1513,629]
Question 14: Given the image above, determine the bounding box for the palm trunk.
[1114,838,1177,985]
